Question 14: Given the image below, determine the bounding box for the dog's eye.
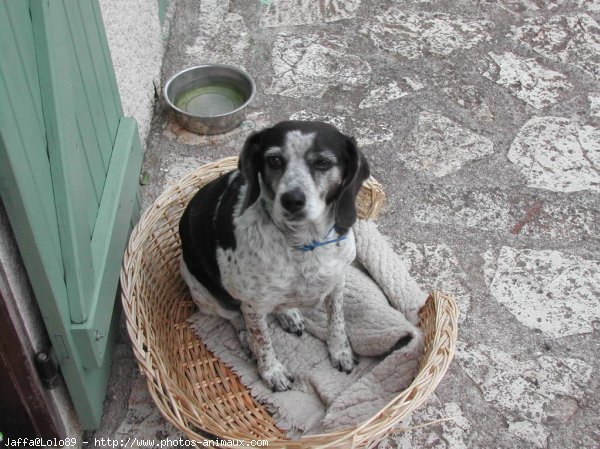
[312,158,333,171]
[266,155,283,170]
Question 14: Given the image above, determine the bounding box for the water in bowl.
[175,83,246,117]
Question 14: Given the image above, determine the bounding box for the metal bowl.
[163,64,256,135]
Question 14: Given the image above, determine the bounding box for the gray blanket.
[189,220,427,438]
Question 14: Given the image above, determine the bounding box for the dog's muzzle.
[280,189,306,218]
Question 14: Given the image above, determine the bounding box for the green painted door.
[0,0,142,429]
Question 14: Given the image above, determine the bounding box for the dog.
[179,121,370,391]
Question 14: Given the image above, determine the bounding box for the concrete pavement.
[89,1,600,448]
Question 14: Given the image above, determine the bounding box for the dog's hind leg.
[275,307,305,336]
[180,256,250,353]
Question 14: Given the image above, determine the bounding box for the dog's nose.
[281,189,306,213]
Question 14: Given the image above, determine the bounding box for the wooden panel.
[31,0,97,324]
[64,1,109,183]
[158,0,171,24]
[65,1,114,170]
[61,0,108,236]
[1,0,117,429]
[0,0,62,266]
[29,0,142,368]
[75,121,102,237]
[73,117,143,368]
[62,0,127,238]
[83,0,123,146]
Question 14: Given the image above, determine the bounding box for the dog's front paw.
[259,360,293,392]
[329,340,356,374]
[275,308,305,336]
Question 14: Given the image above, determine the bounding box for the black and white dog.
[179,121,370,391]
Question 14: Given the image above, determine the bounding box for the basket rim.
[120,157,459,448]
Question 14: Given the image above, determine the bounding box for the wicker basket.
[121,156,458,448]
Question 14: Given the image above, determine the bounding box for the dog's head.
[239,121,370,233]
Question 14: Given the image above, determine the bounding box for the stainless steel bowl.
[163,64,256,135]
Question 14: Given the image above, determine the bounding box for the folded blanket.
[189,220,428,438]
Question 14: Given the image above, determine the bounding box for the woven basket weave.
[121,156,458,448]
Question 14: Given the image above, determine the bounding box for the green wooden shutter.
[0,0,142,429]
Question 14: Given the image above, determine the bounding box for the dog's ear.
[334,136,370,233]
[239,130,265,213]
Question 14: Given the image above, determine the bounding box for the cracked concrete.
[89,0,600,448]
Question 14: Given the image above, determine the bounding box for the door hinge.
[35,349,60,389]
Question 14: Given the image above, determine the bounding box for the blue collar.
[295,226,347,252]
